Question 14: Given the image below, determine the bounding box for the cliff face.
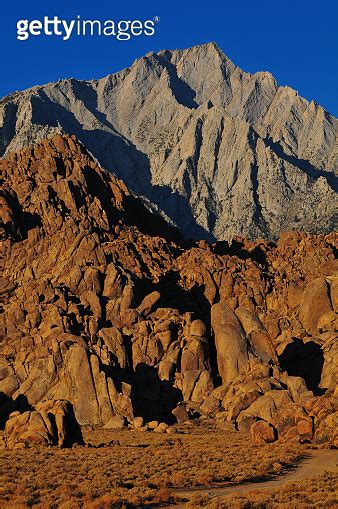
[1,135,337,445]
[0,43,337,241]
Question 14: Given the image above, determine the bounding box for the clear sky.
[1,0,337,116]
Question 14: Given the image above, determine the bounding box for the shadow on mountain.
[264,137,337,192]
[154,53,198,109]
[81,164,184,243]
[122,195,187,245]
[248,130,269,232]
[0,102,18,157]
[29,90,214,242]
[132,269,209,317]
[150,184,215,242]
[278,339,325,396]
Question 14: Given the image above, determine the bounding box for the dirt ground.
[167,448,338,508]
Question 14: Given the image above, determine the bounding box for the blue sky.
[1,0,337,116]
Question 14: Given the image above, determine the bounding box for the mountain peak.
[0,43,336,241]
[156,41,236,73]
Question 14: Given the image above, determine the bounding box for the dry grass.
[187,471,338,508]
[0,419,304,508]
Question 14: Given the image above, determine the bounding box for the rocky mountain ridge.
[0,43,337,241]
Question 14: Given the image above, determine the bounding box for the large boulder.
[211,302,249,384]
[299,278,334,335]
[5,410,54,450]
[4,400,82,449]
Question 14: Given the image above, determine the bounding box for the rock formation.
[4,399,83,449]
[0,43,336,241]
[0,134,336,447]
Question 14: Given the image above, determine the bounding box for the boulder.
[251,420,277,444]
[328,277,338,313]
[154,422,168,433]
[180,370,213,402]
[148,420,159,429]
[5,410,53,450]
[137,291,161,316]
[133,417,144,429]
[5,400,82,449]
[211,302,249,384]
[172,404,189,424]
[299,278,333,335]
[190,319,207,337]
[297,419,313,442]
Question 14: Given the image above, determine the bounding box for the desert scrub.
[0,421,303,508]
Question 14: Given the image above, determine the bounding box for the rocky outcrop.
[0,135,337,446]
[0,43,336,241]
[212,367,317,443]
[0,135,211,428]
[4,399,82,449]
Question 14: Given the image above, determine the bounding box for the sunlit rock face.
[0,135,336,446]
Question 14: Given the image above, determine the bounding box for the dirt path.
[164,449,337,508]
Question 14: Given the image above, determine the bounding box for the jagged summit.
[0,43,337,241]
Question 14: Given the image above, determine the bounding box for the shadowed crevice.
[278,339,325,396]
